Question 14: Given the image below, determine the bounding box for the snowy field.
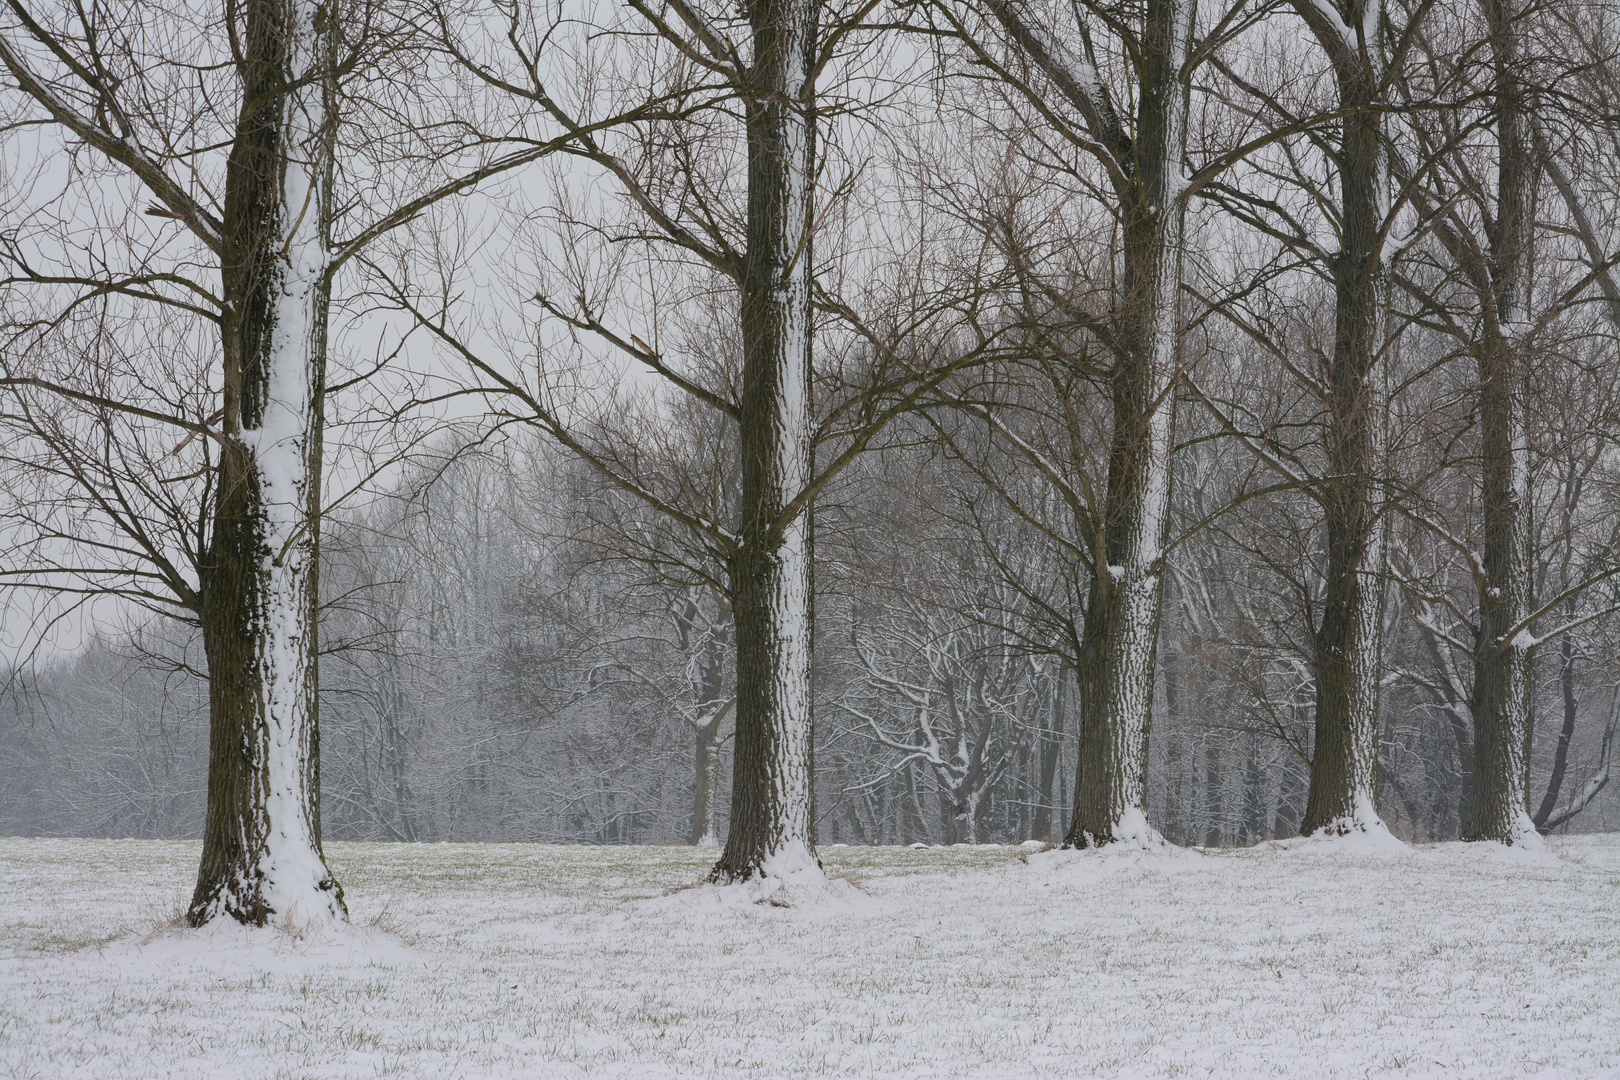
[2,835,1616,1079]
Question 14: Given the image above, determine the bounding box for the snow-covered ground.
[2,834,1616,1078]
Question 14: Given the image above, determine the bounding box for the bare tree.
[1,0,584,922]
[2,0,351,924]
[1459,0,1539,845]
[1186,0,1462,838]
[1384,0,1620,843]
[905,0,1349,846]
[849,594,1048,845]
[385,0,1014,884]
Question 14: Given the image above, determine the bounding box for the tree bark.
[1032,661,1069,840]
[1299,0,1393,837]
[189,0,344,926]
[1530,632,1578,829]
[1539,686,1616,831]
[710,0,819,883]
[693,714,725,845]
[1064,0,1195,849]
[904,764,928,844]
[1463,0,1538,846]
[675,593,731,846]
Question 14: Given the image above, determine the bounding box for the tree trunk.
[1033,662,1069,840]
[1531,633,1579,829]
[1065,0,1195,849]
[1540,687,1617,831]
[948,792,974,844]
[1160,645,1182,843]
[1300,2,1393,837]
[1464,0,1538,846]
[692,715,724,845]
[677,593,730,846]
[1275,750,1305,837]
[1415,625,1476,830]
[1245,734,1266,842]
[385,680,417,842]
[908,765,931,843]
[710,0,819,883]
[189,0,344,927]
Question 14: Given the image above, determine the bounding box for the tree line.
[3,0,1618,927]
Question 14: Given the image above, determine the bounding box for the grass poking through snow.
[2,835,1616,1078]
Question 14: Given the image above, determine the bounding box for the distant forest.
[6,426,1616,846]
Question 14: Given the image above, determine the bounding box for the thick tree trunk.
[1064,0,1194,849]
[974,784,992,843]
[710,0,819,884]
[1300,4,1393,837]
[189,0,344,927]
[1464,0,1538,846]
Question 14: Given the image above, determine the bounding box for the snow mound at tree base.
[1261,797,1410,855]
[1013,836,1203,886]
[1263,819,1411,856]
[1441,836,1565,867]
[649,866,881,913]
[1255,832,1410,857]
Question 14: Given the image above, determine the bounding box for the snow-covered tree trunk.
[1297,0,1393,838]
[1064,0,1196,849]
[1464,0,1537,846]
[189,0,344,926]
[672,592,732,846]
[693,718,725,845]
[710,0,819,884]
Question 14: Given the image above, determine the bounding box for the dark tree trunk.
[1203,735,1222,847]
[974,784,993,844]
[189,0,344,926]
[1531,630,1579,829]
[1415,628,1476,830]
[904,765,928,844]
[1033,662,1070,840]
[942,791,964,844]
[842,799,869,844]
[710,0,819,883]
[1063,0,1196,849]
[1160,646,1183,843]
[1275,752,1305,837]
[1300,1,1392,837]
[1243,734,1265,843]
[1464,0,1538,845]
